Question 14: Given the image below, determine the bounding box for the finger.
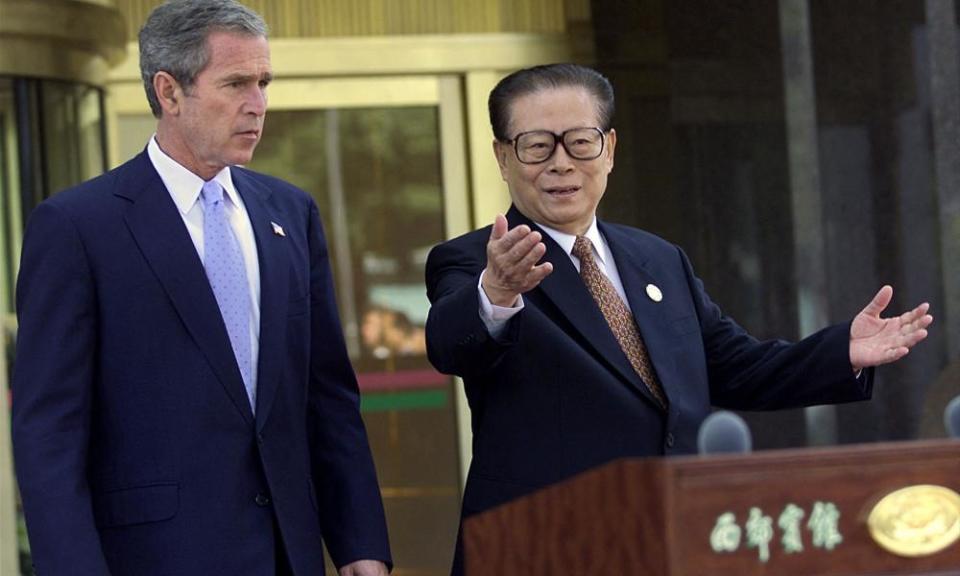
[901,312,934,335]
[898,302,930,325]
[887,346,910,362]
[901,327,929,347]
[487,224,530,264]
[490,213,508,241]
[861,285,893,318]
[493,225,532,254]
[491,230,538,269]
[521,261,554,290]
[494,239,544,290]
[505,231,543,263]
[865,346,908,368]
[899,311,933,337]
[513,240,547,269]
[897,302,927,324]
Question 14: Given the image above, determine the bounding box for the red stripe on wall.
[356,369,449,392]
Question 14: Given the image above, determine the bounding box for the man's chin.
[230,149,257,167]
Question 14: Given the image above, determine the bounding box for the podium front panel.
[464,440,960,575]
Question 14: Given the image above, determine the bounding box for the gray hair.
[139,0,268,118]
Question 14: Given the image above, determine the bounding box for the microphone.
[697,411,753,455]
[944,396,960,439]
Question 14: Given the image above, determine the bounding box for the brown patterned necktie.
[571,236,667,409]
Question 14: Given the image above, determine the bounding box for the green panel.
[361,389,448,412]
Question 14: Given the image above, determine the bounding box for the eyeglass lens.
[515,128,604,164]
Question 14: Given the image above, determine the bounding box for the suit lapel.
[507,207,650,399]
[232,169,290,432]
[118,152,254,425]
[600,221,672,405]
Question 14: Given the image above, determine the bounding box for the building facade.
[1,0,958,574]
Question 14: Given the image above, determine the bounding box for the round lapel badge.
[646,284,663,302]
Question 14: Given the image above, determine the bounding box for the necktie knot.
[201,180,224,207]
[572,235,593,262]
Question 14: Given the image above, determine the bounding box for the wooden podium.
[463,440,960,575]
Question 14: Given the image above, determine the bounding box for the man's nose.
[247,86,267,115]
[547,142,575,173]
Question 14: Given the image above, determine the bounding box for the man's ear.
[492,139,510,181]
[604,128,617,174]
[153,72,183,116]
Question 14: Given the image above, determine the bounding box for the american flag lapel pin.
[271,221,285,237]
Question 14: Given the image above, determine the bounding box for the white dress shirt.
[479,217,630,336]
[147,136,261,392]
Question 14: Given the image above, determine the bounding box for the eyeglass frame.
[504,126,608,165]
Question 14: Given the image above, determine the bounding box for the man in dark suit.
[12,1,390,575]
[424,63,932,574]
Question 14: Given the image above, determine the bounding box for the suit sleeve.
[12,202,113,575]
[677,247,873,409]
[424,238,520,378]
[304,201,391,570]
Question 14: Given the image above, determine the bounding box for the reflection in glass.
[250,106,459,574]
[41,83,106,196]
[1,76,107,576]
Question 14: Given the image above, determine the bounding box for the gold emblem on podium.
[867,484,960,557]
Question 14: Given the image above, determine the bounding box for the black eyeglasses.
[507,127,606,165]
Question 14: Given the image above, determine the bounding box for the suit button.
[257,433,265,445]
[665,433,675,448]
[255,493,271,506]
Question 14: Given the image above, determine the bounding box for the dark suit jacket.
[426,206,872,520]
[12,152,391,575]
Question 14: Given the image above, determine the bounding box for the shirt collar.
[147,135,242,214]
[536,217,610,266]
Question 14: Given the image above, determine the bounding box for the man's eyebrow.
[220,71,273,84]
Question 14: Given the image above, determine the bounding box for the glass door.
[1,76,109,575]
[0,76,22,576]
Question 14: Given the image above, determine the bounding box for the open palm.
[849,285,932,371]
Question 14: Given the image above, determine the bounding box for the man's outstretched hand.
[849,285,933,372]
[481,214,554,307]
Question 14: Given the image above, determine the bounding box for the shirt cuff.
[478,269,523,338]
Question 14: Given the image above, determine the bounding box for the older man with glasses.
[424,63,932,575]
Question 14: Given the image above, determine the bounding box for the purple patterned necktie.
[201,180,255,412]
[572,235,667,409]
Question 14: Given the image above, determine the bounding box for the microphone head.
[698,411,753,455]
[944,396,960,439]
